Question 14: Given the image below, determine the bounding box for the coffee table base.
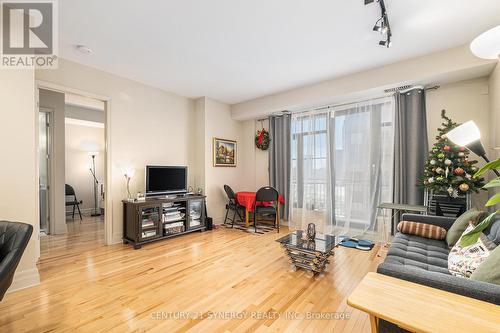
[280,245,334,275]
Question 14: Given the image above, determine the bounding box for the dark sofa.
[376,213,500,333]
[0,221,33,301]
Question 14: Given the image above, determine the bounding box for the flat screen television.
[145,166,187,197]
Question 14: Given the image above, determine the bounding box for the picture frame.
[213,138,237,167]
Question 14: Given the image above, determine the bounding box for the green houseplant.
[460,158,500,246]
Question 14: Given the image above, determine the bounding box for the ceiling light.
[76,45,93,54]
[470,25,500,60]
[379,38,391,48]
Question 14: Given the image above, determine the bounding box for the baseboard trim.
[112,232,123,244]
[7,267,40,294]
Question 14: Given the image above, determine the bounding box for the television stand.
[122,194,206,249]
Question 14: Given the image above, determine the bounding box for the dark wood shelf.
[123,195,206,249]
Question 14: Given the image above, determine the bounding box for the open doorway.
[37,87,109,258]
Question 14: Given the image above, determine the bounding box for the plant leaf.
[483,178,500,189]
[486,192,500,207]
[474,158,500,178]
[460,212,498,247]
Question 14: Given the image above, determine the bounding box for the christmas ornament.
[459,183,470,192]
[438,153,445,159]
[428,177,435,183]
[459,147,465,152]
[447,186,454,195]
[441,134,447,139]
[435,167,444,174]
[458,152,465,157]
[255,128,270,150]
[436,176,444,182]
[444,159,452,166]
[443,145,451,151]
[453,167,464,175]
[465,173,472,180]
[471,166,477,171]
[430,159,436,165]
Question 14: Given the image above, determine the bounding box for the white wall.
[65,123,105,213]
[202,97,245,222]
[489,63,500,157]
[426,77,491,208]
[0,70,40,291]
[232,45,495,120]
[36,59,194,243]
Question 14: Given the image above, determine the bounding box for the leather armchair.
[0,221,33,301]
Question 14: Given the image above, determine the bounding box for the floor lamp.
[446,121,500,177]
[88,152,101,217]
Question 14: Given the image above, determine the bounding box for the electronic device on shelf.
[145,165,188,197]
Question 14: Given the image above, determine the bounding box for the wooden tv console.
[122,194,206,249]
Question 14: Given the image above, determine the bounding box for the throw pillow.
[470,246,500,285]
[446,209,488,248]
[448,224,497,278]
[397,220,446,240]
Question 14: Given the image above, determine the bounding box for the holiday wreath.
[255,128,270,150]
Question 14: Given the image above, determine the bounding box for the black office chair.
[0,221,33,301]
[223,185,244,227]
[253,186,279,233]
[65,184,83,221]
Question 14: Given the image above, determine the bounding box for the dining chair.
[223,185,244,227]
[65,184,83,221]
[253,186,279,233]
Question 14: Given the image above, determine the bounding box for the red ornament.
[459,147,465,152]
[454,167,465,175]
[257,130,264,145]
[443,145,451,151]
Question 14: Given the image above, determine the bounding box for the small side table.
[276,231,340,275]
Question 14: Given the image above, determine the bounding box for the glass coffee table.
[276,230,340,275]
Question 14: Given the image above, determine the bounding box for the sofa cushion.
[445,209,487,248]
[470,246,500,285]
[384,233,450,274]
[397,220,446,240]
[483,215,500,245]
[448,224,497,278]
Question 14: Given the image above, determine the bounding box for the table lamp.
[123,167,135,200]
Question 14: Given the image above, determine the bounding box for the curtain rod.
[256,85,439,121]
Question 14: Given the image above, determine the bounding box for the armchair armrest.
[401,213,456,230]
[377,262,500,305]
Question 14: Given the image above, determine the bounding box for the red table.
[236,191,285,227]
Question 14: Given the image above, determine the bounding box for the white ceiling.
[60,0,500,104]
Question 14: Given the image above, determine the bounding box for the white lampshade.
[446,121,481,146]
[470,25,500,60]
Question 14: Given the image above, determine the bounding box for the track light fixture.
[366,0,392,48]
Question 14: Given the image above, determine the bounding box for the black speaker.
[206,217,213,230]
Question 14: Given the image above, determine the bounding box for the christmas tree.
[421,110,484,196]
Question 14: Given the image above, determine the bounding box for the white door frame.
[35,80,113,246]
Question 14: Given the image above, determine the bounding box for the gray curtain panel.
[393,89,428,207]
[269,114,291,220]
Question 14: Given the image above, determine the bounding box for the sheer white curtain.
[290,111,333,234]
[289,98,395,240]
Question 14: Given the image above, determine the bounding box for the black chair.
[253,186,279,233]
[65,184,82,220]
[0,221,33,301]
[223,185,244,227]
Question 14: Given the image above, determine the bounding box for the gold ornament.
[459,183,469,192]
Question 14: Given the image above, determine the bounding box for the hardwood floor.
[1,218,386,333]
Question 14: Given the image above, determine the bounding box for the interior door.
[39,111,51,234]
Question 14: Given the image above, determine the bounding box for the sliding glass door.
[290,97,394,238]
